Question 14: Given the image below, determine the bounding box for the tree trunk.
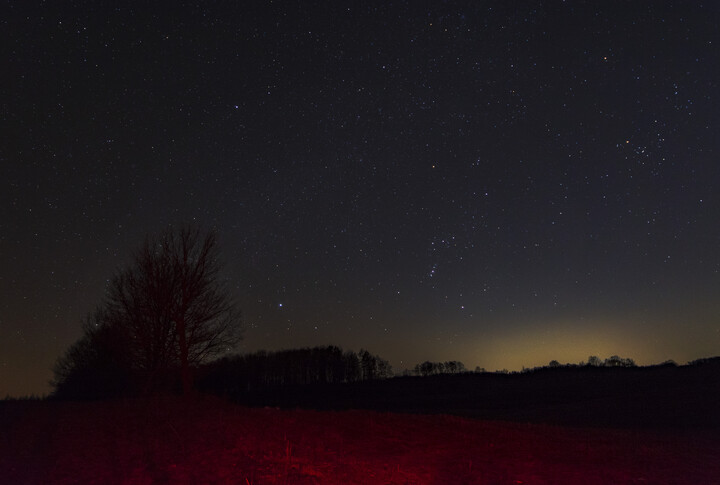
[176,317,192,396]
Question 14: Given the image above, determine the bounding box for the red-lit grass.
[1,395,718,484]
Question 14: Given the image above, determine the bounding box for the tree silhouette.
[604,355,636,367]
[52,226,242,398]
[415,361,433,376]
[358,349,392,380]
[106,226,242,394]
[197,346,392,398]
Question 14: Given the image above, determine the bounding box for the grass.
[1,394,719,484]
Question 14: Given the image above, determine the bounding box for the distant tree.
[587,355,603,367]
[548,360,561,368]
[358,349,392,380]
[416,361,434,377]
[376,355,393,379]
[604,355,636,367]
[324,346,347,383]
[359,349,375,380]
[413,360,466,376]
[344,350,361,382]
[441,361,466,374]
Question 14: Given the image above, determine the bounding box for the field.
[2,395,719,484]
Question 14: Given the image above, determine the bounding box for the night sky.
[2,1,719,397]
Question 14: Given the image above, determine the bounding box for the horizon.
[4,343,716,399]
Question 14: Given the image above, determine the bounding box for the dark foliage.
[51,310,136,400]
[412,360,466,376]
[197,346,391,398]
[688,356,720,366]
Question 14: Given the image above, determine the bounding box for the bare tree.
[107,226,242,395]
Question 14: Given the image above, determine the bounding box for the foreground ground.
[1,396,718,484]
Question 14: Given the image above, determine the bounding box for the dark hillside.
[204,360,720,429]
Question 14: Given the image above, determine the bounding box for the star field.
[1,1,719,396]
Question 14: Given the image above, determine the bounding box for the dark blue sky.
[2,1,719,396]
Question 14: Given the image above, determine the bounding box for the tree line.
[408,360,467,376]
[198,346,392,396]
[399,355,637,378]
